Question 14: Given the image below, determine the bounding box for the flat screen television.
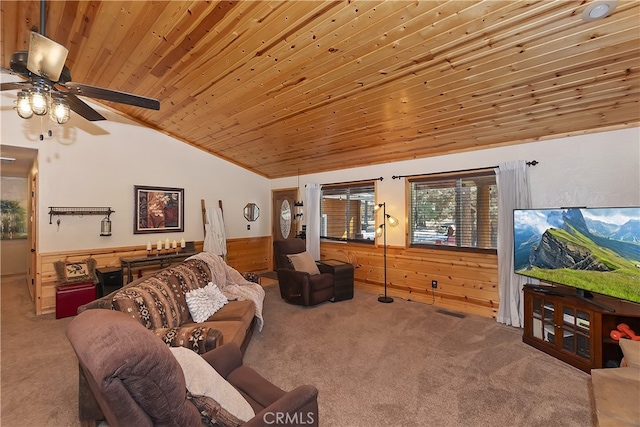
[513,207,640,307]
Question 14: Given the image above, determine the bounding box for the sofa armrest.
[245,385,319,427]
[200,342,244,378]
[154,325,222,354]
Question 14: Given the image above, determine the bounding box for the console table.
[120,251,196,284]
[317,259,354,302]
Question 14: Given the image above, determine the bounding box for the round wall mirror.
[280,200,291,239]
[244,203,260,221]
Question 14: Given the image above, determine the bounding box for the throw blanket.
[187,252,265,331]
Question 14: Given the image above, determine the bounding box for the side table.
[317,259,354,302]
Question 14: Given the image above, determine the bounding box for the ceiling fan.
[1,1,159,130]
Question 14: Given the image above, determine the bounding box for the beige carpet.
[243,285,596,427]
[1,275,79,426]
[0,276,595,426]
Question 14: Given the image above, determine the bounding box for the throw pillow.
[169,347,255,426]
[619,338,640,369]
[53,258,98,285]
[185,283,228,323]
[287,251,321,275]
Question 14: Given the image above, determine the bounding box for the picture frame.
[134,185,184,234]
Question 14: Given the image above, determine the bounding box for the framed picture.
[134,185,184,234]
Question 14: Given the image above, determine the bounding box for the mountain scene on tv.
[514,208,640,303]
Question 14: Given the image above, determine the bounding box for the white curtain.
[495,161,532,327]
[305,183,322,260]
[203,206,227,257]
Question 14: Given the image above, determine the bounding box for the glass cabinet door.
[532,296,556,344]
[561,305,591,360]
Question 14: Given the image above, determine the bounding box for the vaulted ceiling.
[2,1,639,178]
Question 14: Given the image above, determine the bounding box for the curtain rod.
[391,160,538,180]
[308,176,383,187]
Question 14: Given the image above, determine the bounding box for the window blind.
[320,182,376,243]
[408,171,497,250]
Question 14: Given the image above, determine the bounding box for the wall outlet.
[431,280,438,289]
[247,224,251,230]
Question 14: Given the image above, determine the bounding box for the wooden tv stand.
[523,285,640,373]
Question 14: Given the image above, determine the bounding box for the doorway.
[0,145,37,297]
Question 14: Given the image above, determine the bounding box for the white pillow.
[185,283,228,323]
[170,347,255,422]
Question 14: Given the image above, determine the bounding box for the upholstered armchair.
[273,238,334,306]
[66,309,319,427]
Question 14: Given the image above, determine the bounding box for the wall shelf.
[48,207,114,224]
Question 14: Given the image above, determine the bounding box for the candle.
[146,241,152,251]
[157,240,162,250]
[180,238,186,248]
[172,240,177,249]
[165,238,170,249]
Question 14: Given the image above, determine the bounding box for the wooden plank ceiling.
[2,1,639,178]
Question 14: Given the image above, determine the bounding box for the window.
[320,181,376,243]
[408,170,497,250]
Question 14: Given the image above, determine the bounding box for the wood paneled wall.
[35,236,271,315]
[320,241,499,319]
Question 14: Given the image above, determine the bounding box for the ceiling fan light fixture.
[16,91,33,119]
[30,88,49,116]
[50,97,70,124]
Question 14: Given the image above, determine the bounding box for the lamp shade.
[16,91,33,118]
[100,216,112,236]
[30,89,48,116]
[50,97,70,124]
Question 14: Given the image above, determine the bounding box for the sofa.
[75,255,264,424]
[591,338,640,426]
[66,309,319,427]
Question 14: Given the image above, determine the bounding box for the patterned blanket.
[187,252,265,331]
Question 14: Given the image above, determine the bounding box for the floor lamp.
[375,202,398,303]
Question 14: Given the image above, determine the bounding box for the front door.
[272,188,298,267]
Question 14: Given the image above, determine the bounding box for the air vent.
[436,309,466,319]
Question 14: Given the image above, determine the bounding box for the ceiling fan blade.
[26,32,68,82]
[1,82,31,91]
[64,93,106,121]
[65,82,160,110]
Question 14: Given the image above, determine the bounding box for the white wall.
[273,127,640,247]
[1,93,271,253]
[2,86,638,253]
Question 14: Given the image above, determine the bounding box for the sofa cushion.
[112,277,184,330]
[207,300,255,329]
[155,325,222,354]
[287,251,320,275]
[170,347,255,425]
[186,283,228,323]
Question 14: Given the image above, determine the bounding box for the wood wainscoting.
[35,236,271,315]
[320,241,499,319]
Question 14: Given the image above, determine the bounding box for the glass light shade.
[387,215,399,227]
[50,98,70,124]
[30,90,48,116]
[376,225,384,237]
[16,91,33,119]
[100,217,112,236]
